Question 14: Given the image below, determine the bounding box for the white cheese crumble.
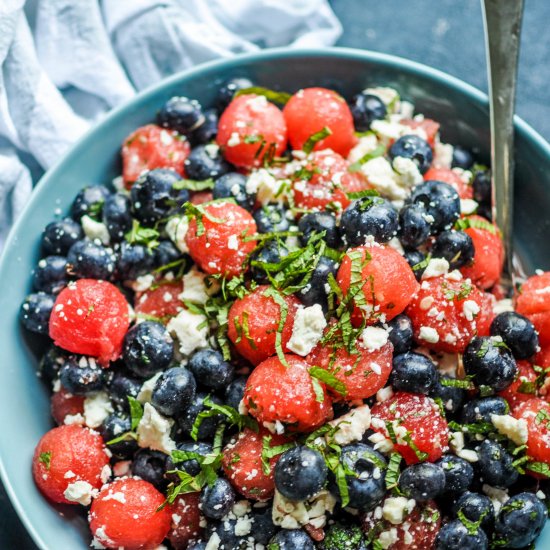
[364,86,400,110]
[137,372,162,404]
[422,258,450,279]
[84,391,114,429]
[81,215,110,245]
[129,273,155,292]
[419,326,440,344]
[433,141,453,169]
[460,198,478,215]
[167,308,209,356]
[392,156,423,188]
[360,326,389,351]
[205,532,221,550]
[328,405,371,445]
[462,300,480,321]
[376,386,394,403]
[493,298,514,315]
[272,489,336,529]
[378,527,399,549]
[382,497,416,524]
[165,216,189,253]
[482,484,509,514]
[287,304,327,356]
[245,168,287,205]
[63,480,96,506]
[347,133,380,163]
[491,414,528,446]
[137,402,176,454]
[179,266,218,305]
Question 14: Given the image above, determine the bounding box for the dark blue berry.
[151,366,196,417]
[473,170,491,205]
[187,349,234,392]
[184,144,231,181]
[116,242,155,280]
[177,392,223,440]
[461,396,509,424]
[200,477,235,520]
[340,197,398,246]
[476,439,518,488]
[251,506,278,545]
[349,92,387,132]
[192,108,218,145]
[328,443,386,512]
[463,336,517,392]
[168,441,213,480]
[390,352,438,394]
[102,193,133,242]
[434,519,488,550]
[490,311,539,360]
[253,204,291,233]
[32,256,68,294]
[410,180,460,232]
[39,346,69,382]
[153,239,183,269]
[389,135,433,174]
[268,529,314,550]
[436,455,473,494]
[298,211,341,249]
[388,314,414,354]
[429,374,466,414]
[108,369,142,412]
[398,462,445,501]
[131,449,170,490]
[217,77,254,111]
[187,543,206,550]
[157,96,205,136]
[275,446,327,501]
[20,292,55,334]
[42,218,83,256]
[452,492,495,532]
[123,321,174,378]
[495,492,547,548]
[99,414,138,459]
[67,240,116,280]
[451,146,474,169]
[213,172,254,210]
[298,256,338,313]
[59,356,107,395]
[404,249,426,281]
[431,230,475,269]
[398,202,432,248]
[71,185,110,222]
[131,169,189,225]
[224,376,248,410]
[249,240,288,284]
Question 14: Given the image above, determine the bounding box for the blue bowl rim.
[1,45,550,549]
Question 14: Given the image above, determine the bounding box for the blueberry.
[387,314,414,355]
[398,462,445,501]
[224,376,248,410]
[404,249,426,281]
[268,529,314,550]
[476,439,518,488]
[253,204,291,233]
[123,321,174,378]
[39,345,69,382]
[452,146,475,170]
[434,519,488,550]
[20,292,55,334]
[187,543,206,550]
[436,455,473,494]
[409,180,460,233]
[429,374,466,414]
[42,218,83,256]
[71,185,111,221]
[169,441,213,479]
[398,202,432,248]
[177,392,223,440]
[249,240,288,284]
[298,256,338,313]
[452,492,495,532]
[274,445,327,501]
[102,193,133,242]
[473,170,491,205]
[340,197,398,246]
[59,356,107,395]
[157,96,205,135]
[251,506,278,545]
[184,144,231,181]
[490,312,539,360]
[390,352,438,394]
[349,92,387,132]
[461,396,509,424]
[131,449,170,490]
[217,77,254,111]
[463,337,517,392]
[200,477,235,520]
[213,172,254,210]
[116,242,155,280]
[389,135,433,174]
[131,169,189,225]
[328,443,387,511]
[151,366,197,417]
[431,230,475,269]
[154,239,183,268]
[298,211,341,249]
[187,349,235,392]
[494,492,547,548]
[99,414,138,459]
[192,108,218,145]
[108,369,142,412]
[67,240,116,280]
[32,256,68,294]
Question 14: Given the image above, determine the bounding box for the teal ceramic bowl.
[1,47,550,549]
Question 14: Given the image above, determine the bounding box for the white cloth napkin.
[0,0,342,249]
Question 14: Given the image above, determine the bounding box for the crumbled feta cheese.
[84,392,114,429]
[493,298,514,315]
[368,431,394,453]
[482,484,509,513]
[328,405,371,445]
[433,141,453,169]
[364,87,400,110]
[227,132,241,147]
[450,431,465,453]
[378,527,399,549]
[245,168,287,205]
[460,198,478,215]
[287,304,327,356]
[399,100,415,119]
[360,326,389,351]
[387,237,405,255]
[382,497,416,524]
[360,157,407,201]
[205,532,221,550]
[347,133,380,163]
[422,258,450,279]
[272,489,336,529]
[102,491,127,504]
[491,414,528,446]
[227,234,239,250]
[137,402,176,454]
[419,326,439,344]
[179,266,218,305]
[167,308,209,356]
[165,216,189,253]
[130,273,155,292]
[204,143,219,158]
[462,300,480,321]
[392,156,423,188]
[137,372,162,404]
[91,526,115,549]
[376,386,394,402]
[64,413,84,425]
[457,449,479,462]
[63,480,96,506]
[81,215,110,245]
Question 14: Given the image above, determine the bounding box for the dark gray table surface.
[2,1,549,548]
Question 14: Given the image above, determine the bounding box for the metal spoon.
[481,0,525,294]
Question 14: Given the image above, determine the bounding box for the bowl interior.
[1,48,549,549]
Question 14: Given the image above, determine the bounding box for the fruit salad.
[20,78,550,550]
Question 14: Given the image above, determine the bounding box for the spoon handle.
[481,0,524,291]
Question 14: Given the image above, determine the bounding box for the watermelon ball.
[49,279,130,363]
[168,492,204,550]
[515,271,550,346]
